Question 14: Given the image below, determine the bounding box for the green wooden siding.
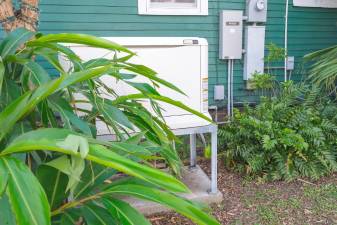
[8,0,337,105]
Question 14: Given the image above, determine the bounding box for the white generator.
[60,37,219,194]
[60,37,211,134]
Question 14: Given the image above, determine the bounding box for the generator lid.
[61,37,208,47]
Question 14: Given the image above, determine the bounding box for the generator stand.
[172,124,218,194]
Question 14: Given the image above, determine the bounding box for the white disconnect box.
[59,37,211,135]
[219,10,243,60]
[244,26,266,80]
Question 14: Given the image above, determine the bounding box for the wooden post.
[0,0,39,33]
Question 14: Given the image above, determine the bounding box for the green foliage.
[249,73,277,96]
[247,43,283,93]
[219,81,337,181]
[305,45,337,93]
[265,42,287,63]
[0,28,219,225]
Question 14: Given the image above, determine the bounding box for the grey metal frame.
[98,123,218,194]
[173,124,218,194]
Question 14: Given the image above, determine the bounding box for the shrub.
[219,81,337,181]
[0,29,219,225]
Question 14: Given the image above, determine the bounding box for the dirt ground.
[148,159,337,225]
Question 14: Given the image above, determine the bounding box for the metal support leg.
[190,133,197,168]
[210,126,218,194]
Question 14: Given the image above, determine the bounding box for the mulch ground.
[148,159,337,225]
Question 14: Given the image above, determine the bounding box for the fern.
[218,83,337,181]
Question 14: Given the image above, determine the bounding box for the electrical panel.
[244,26,265,80]
[219,10,243,60]
[246,0,268,22]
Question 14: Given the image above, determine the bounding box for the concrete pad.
[123,165,223,216]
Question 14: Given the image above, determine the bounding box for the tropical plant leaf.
[0,58,4,94]
[74,162,116,199]
[0,159,8,195]
[113,93,213,123]
[36,165,69,210]
[28,33,133,54]
[121,63,185,95]
[93,97,133,130]
[102,198,151,225]
[106,184,220,225]
[1,128,189,193]
[0,157,50,225]
[0,28,35,58]
[0,195,16,225]
[0,77,63,141]
[81,203,116,225]
[46,155,85,194]
[50,97,92,136]
[23,61,51,85]
[59,209,81,225]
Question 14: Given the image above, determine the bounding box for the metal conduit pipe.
[227,59,232,118]
[231,59,234,117]
[284,0,289,81]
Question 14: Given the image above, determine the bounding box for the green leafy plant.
[219,81,337,181]
[305,45,337,93]
[0,28,219,225]
[247,43,284,93]
[249,72,277,96]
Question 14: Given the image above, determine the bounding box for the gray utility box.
[244,26,265,80]
[219,10,243,60]
[246,0,268,23]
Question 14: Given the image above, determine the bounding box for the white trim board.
[138,0,208,15]
[293,0,337,8]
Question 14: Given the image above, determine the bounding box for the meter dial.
[256,0,265,11]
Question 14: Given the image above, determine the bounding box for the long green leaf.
[0,28,35,58]
[0,77,63,141]
[50,97,92,136]
[81,203,115,225]
[0,58,4,94]
[28,33,133,54]
[0,158,8,195]
[106,184,220,225]
[59,209,81,225]
[0,63,116,141]
[121,63,185,95]
[0,195,16,225]
[24,61,51,85]
[74,162,116,199]
[0,157,50,225]
[102,198,151,225]
[113,93,213,123]
[36,165,69,210]
[2,128,189,193]
[57,65,111,90]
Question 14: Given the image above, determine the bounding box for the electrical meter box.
[246,0,268,22]
[219,10,243,60]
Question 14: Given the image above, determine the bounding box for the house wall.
[10,0,337,105]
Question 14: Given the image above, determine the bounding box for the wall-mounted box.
[246,0,268,22]
[244,26,265,80]
[286,56,295,70]
[214,85,225,100]
[219,10,243,60]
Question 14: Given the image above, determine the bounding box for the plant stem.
[51,191,108,216]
